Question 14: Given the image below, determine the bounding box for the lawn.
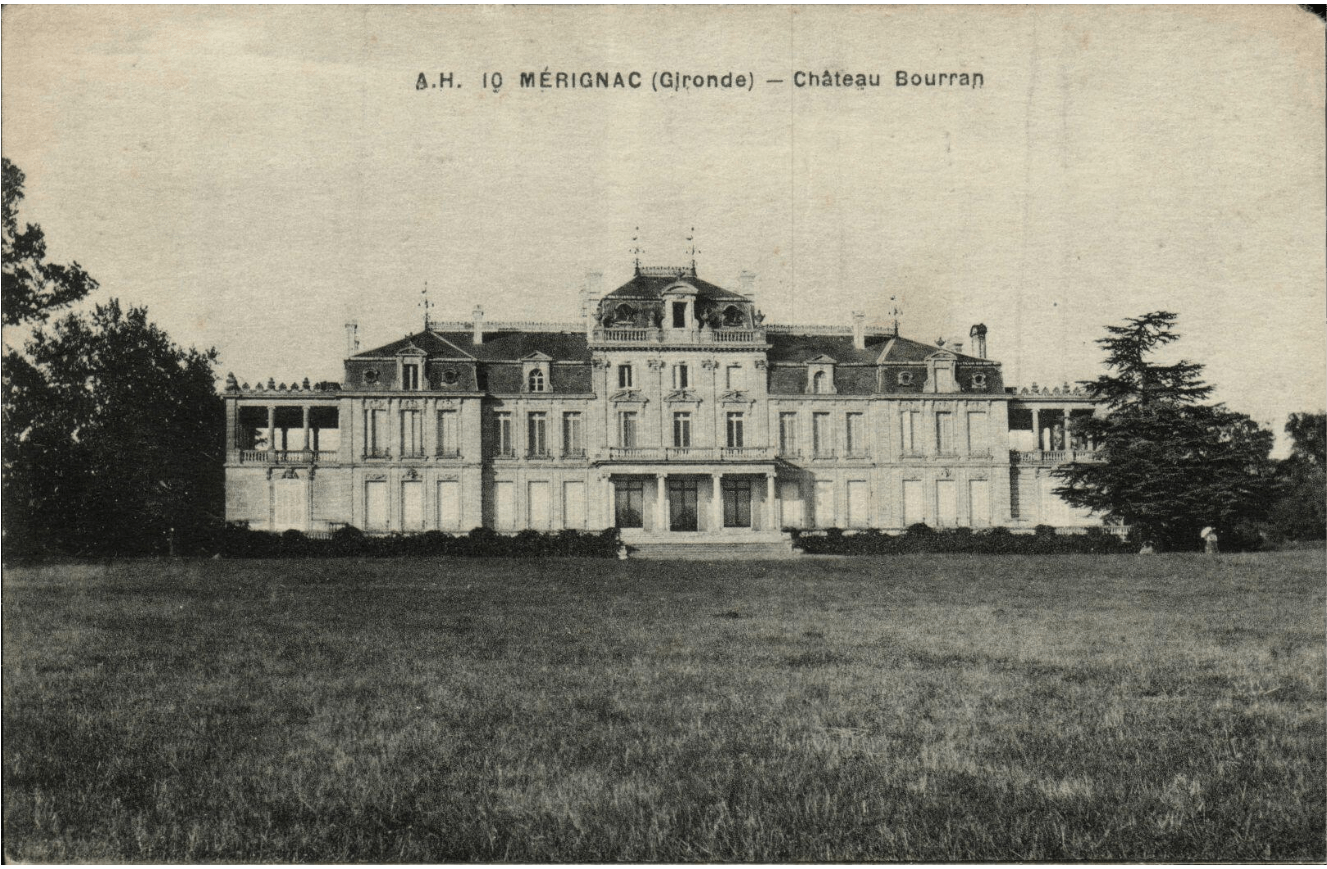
[3,552,1324,861]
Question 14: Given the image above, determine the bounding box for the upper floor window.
[726,412,745,449]
[901,410,920,454]
[897,370,914,386]
[436,410,459,457]
[528,369,546,392]
[936,411,955,455]
[618,364,634,389]
[673,363,690,389]
[367,408,387,457]
[618,411,639,448]
[402,363,420,390]
[726,364,743,391]
[722,305,744,327]
[527,412,548,457]
[812,370,828,394]
[968,411,988,455]
[812,412,832,456]
[778,412,799,456]
[401,409,424,457]
[562,412,584,457]
[672,302,688,328]
[495,412,513,457]
[845,413,865,456]
[673,412,692,448]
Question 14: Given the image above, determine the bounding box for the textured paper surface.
[3,5,1324,440]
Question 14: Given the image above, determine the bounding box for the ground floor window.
[668,479,699,531]
[365,480,387,529]
[614,479,644,528]
[723,478,752,528]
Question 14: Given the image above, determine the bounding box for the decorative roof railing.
[589,326,768,346]
[636,265,697,278]
[764,323,899,336]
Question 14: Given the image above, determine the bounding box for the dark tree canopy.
[2,157,99,326]
[1285,412,1326,468]
[1053,312,1276,548]
[1268,412,1327,541]
[3,301,224,556]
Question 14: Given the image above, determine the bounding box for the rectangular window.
[437,480,461,530]
[366,409,388,457]
[614,479,644,528]
[401,409,423,457]
[365,480,387,530]
[814,480,834,528]
[812,412,831,456]
[618,364,633,389]
[901,410,919,454]
[845,413,865,456]
[527,481,551,530]
[562,480,586,529]
[936,479,957,526]
[401,480,423,530]
[902,480,923,526]
[672,302,687,329]
[562,412,584,457]
[673,363,689,389]
[967,411,988,455]
[726,365,743,391]
[726,412,745,449]
[527,412,548,457]
[846,480,869,528]
[402,363,420,390]
[619,411,638,448]
[778,412,799,456]
[436,410,458,457]
[936,412,955,455]
[673,411,692,448]
[495,412,513,457]
[494,481,515,529]
[969,479,990,527]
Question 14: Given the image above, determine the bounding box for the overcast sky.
[3,6,1323,447]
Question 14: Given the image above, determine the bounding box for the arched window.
[812,371,827,394]
[722,305,744,327]
[614,304,636,325]
[528,369,546,392]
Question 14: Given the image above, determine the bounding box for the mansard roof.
[355,329,592,363]
[878,336,987,364]
[603,267,749,303]
[765,333,991,365]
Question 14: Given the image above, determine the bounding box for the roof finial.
[686,226,699,274]
[888,293,903,334]
[420,281,434,331]
[630,226,643,274]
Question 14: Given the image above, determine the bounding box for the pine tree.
[1053,312,1276,549]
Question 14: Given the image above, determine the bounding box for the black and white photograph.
[2,5,1324,862]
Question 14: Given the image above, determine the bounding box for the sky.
[3,6,1323,449]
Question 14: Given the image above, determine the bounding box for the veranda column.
[711,473,724,533]
[656,473,668,533]
[266,406,276,456]
[302,406,311,452]
[766,473,777,531]
[1031,407,1041,452]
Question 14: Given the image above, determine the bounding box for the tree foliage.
[3,301,225,556]
[2,158,98,326]
[1267,412,1327,541]
[1053,312,1276,548]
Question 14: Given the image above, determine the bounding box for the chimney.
[738,270,756,300]
[969,323,988,359]
[851,311,866,350]
[345,322,359,357]
[472,306,485,345]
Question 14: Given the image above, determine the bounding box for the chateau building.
[223,264,1101,542]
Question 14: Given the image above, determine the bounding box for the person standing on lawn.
[1200,525,1219,554]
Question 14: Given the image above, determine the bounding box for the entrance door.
[668,479,699,531]
[722,478,752,528]
[273,477,306,531]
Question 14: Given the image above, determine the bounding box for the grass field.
[4,552,1324,861]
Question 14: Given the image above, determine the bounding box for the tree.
[2,158,98,326]
[1267,412,1326,541]
[3,301,225,556]
[1053,312,1277,549]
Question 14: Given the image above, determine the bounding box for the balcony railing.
[598,446,775,462]
[591,326,767,346]
[238,449,338,464]
[1011,449,1101,464]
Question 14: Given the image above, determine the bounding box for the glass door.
[668,479,699,531]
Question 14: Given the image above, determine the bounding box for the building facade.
[223,265,1101,541]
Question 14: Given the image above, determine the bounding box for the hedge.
[790,524,1141,555]
[219,525,622,559]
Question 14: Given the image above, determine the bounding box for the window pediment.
[665,389,702,404]
[610,389,649,404]
[720,390,754,405]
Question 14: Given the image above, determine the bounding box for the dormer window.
[528,369,546,392]
[521,353,552,394]
[402,363,420,390]
[722,305,744,327]
[806,356,837,394]
[812,371,828,394]
[897,370,914,386]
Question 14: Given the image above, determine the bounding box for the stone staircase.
[625,538,800,560]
